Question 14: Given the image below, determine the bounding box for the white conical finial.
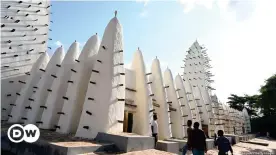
[115,10,117,17]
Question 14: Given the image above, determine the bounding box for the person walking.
[181,120,193,155]
[215,130,233,155]
[151,114,159,147]
[190,122,207,155]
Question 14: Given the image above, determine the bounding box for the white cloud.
[137,0,149,18]
[178,0,215,13]
[178,0,256,21]
[139,9,148,18]
[202,0,276,103]
[55,40,63,47]
[136,0,149,6]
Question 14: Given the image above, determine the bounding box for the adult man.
[190,122,207,155]
[182,120,193,155]
[215,130,233,155]
[151,114,158,147]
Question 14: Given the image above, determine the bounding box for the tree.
[227,94,259,118]
[258,74,276,116]
[227,73,276,117]
[244,94,259,118]
[227,94,246,111]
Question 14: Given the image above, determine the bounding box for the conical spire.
[115,10,117,17]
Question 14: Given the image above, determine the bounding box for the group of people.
[151,114,233,155]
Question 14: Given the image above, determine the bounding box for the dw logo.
[7,124,40,143]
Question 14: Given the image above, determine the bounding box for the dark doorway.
[123,111,133,133]
[127,113,133,133]
[202,124,209,138]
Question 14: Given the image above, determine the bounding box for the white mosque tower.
[182,40,216,137]
[24,47,64,125]
[8,53,49,123]
[56,34,100,134]
[39,41,80,130]
[75,11,125,139]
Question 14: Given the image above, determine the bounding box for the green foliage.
[227,94,259,118]
[251,115,276,138]
[227,73,276,117]
[258,74,276,116]
[227,94,246,111]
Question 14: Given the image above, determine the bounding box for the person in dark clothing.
[181,120,193,155]
[215,130,233,155]
[151,114,159,147]
[190,122,207,155]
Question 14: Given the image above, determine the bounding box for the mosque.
[1,0,251,147]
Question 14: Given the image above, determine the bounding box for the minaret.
[175,74,192,137]
[56,34,100,134]
[24,47,65,125]
[8,52,50,123]
[182,40,216,137]
[130,48,153,136]
[149,58,172,140]
[75,12,125,139]
[39,41,80,130]
[164,69,184,139]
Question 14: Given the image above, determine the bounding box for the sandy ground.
[2,123,275,155]
[207,138,276,155]
[86,138,276,155]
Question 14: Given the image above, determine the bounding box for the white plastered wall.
[149,58,172,140]
[8,52,50,123]
[39,42,80,130]
[75,16,125,139]
[175,74,192,137]
[130,49,152,136]
[1,0,50,120]
[125,68,135,104]
[24,47,64,124]
[164,69,184,139]
[183,78,202,128]
[56,35,100,134]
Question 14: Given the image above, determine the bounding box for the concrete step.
[94,132,155,153]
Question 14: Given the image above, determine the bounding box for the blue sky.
[48,0,276,103]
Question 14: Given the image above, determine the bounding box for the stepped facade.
[1,6,251,140]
